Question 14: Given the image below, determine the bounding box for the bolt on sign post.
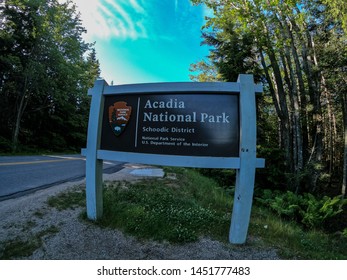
[82,74,265,244]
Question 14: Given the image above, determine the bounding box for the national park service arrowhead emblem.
[109,101,132,136]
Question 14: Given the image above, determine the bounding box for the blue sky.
[63,0,210,85]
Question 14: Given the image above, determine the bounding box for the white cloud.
[59,0,148,41]
[59,0,209,42]
[129,0,146,14]
[102,0,146,39]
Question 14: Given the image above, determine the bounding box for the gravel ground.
[0,165,280,260]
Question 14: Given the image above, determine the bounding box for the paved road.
[0,155,124,201]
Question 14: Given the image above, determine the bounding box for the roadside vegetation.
[44,167,347,260]
[0,225,59,260]
[96,168,231,243]
[2,167,346,259]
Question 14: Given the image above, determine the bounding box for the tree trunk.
[282,48,303,193]
[308,36,324,192]
[321,75,338,179]
[341,87,347,197]
[277,10,307,173]
[12,92,28,153]
[260,40,292,180]
[12,74,29,153]
[259,47,290,157]
[290,16,315,156]
[342,121,346,198]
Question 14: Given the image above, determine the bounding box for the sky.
[60,0,211,85]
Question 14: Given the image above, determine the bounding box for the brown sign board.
[100,93,239,157]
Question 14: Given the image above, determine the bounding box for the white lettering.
[200,112,230,123]
[144,99,185,109]
[143,112,197,123]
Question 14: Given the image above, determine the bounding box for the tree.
[322,0,347,32]
[191,0,346,194]
[189,59,221,82]
[0,0,99,152]
[322,0,347,197]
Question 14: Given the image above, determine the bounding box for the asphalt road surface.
[0,155,124,201]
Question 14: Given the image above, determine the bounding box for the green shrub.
[256,189,347,230]
[300,194,346,229]
[256,190,302,219]
[0,136,12,153]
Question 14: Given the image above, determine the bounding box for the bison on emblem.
[109,101,132,136]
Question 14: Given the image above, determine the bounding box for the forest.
[0,0,346,227]
[190,0,346,199]
[0,0,100,154]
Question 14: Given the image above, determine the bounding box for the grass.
[46,186,85,210]
[0,239,40,260]
[96,168,232,243]
[44,167,347,259]
[0,226,59,260]
[249,206,347,259]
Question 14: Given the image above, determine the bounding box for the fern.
[256,189,347,229]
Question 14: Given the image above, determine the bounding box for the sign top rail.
[88,80,263,96]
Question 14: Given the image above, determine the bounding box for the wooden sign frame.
[82,74,265,244]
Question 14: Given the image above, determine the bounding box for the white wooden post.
[229,74,258,244]
[85,79,107,220]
